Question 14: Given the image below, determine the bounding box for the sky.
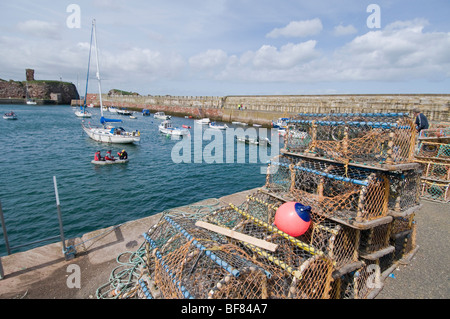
[1,0,449,96]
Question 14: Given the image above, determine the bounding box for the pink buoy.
[274,202,311,237]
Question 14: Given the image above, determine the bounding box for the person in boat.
[117,149,128,160]
[104,150,115,161]
[94,150,104,161]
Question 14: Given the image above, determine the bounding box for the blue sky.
[1,0,449,96]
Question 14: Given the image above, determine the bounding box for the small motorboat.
[195,118,210,125]
[159,120,189,136]
[272,118,289,129]
[154,112,171,120]
[142,109,151,116]
[116,108,132,116]
[236,136,271,146]
[3,111,17,120]
[209,122,228,130]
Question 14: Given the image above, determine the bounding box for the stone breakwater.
[73,94,450,124]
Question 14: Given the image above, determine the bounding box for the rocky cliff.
[0,79,79,104]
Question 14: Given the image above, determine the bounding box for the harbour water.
[0,104,281,256]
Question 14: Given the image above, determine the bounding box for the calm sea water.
[0,104,281,256]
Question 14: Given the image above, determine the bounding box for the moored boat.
[272,117,288,129]
[116,108,132,116]
[154,112,171,120]
[80,19,140,144]
[236,136,271,146]
[209,122,228,130]
[75,107,92,118]
[159,120,189,136]
[195,118,210,125]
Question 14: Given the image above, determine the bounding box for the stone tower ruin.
[26,69,35,81]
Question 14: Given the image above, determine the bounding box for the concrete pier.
[0,188,448,299]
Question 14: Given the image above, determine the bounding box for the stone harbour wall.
[79,93,450,124]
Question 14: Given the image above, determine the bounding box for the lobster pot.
[418,126,450,139]
[420,180,450,202]
[143,213,271,299]
[422,161,450,180]
[284,122,313,153]
[207,205,334,299]
[265,155,296,194]
[242,190,360,271]
[288,158,389,223]
[286,114,416,166]
[415,141,450,160]
[310,219,360,270]
[330,270,357,299]
[358,222,392,256]
[331,261,384,299]
[242,190,284,225]
[387,169,422,212]
[391,222,417,263]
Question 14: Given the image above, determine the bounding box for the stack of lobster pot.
[414,125,450,203]
[263,112,423,299]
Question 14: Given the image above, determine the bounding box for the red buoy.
[274,202,311,237]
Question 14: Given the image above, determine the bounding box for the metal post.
[0,201,11,255]
[53,176,68,258]
[0,200,10,279]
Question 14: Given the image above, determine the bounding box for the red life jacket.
[105,152,113,160]
[94,152,101,161]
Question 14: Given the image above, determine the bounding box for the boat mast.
[92,19,104,117]
[83,21,94,110]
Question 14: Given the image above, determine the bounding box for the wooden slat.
[195,221,278,252]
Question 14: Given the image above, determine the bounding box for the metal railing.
[0,176,75,279]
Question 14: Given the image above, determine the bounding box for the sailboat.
[81,20,140,144]
[75,103,92,118]
[25,83,37,105]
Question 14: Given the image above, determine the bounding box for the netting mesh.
[420,180,450,202]
[144,213,273,299]
[416,141,450,160]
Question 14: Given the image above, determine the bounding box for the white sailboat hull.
[75,110,92,118]
[82,123,140,144]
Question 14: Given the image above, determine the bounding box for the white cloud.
[252,41,319,69]
[100,47,186,81]
[212,40,320,82]
[209,18,450,86]
[266,19,323,38]
[17,20,61,40]
[331,19,450,81]
[189,49,228,70]
[333,24,357,36]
